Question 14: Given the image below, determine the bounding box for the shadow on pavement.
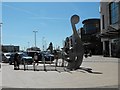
[77,67,103,74]
[12,65,102,74]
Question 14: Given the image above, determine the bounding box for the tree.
[47,42,53,54]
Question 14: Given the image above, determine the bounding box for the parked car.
[2,53,7,63]
[41,51,54,62]
[84,50,92,58]
[27,51,40,58]
[2,53,11,63]
[18,52,33,64]
[26,51,54,63]
[9,52,33,65]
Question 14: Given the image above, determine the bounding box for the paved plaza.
[0,64,1,90]
[1,56,120,89]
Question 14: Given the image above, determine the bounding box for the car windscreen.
[18,53,27,57]
[6,54,11,56]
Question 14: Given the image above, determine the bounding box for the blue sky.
[2,2,100,50]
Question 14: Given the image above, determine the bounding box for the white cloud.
[29,16,68,20]
[3,4,38,16]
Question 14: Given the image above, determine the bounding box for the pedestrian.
[61,49,65,67]
[54,50,58,66]
[89,50,92,57]
[64,37,70,54]
[34,53,38,65]
[14,53,20,70]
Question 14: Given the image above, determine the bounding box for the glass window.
[109,2,119,24]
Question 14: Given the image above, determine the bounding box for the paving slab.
[1,56,119,88]
[0,64,1,89]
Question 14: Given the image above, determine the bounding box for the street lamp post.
[0,23,3,63]
[0,23,3,46]
[33,30,38,47]
[0,23,2,39]
[28,42,30,48]
[42,37,45,51]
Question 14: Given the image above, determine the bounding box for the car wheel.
[9,61,12,65]
[84,54,88,58]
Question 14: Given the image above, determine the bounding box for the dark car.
[84,49,92,58]
[41,51,54,62]
[18,52,33,64]
[27,51,38,58]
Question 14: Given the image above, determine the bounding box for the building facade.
[64,18,102,55]
[2,45,19,52]
[100,1,120,57]
[81,19,103,55]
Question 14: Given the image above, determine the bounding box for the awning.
[99,26,120,38]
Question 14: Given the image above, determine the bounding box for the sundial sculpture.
[64,15,84,70]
